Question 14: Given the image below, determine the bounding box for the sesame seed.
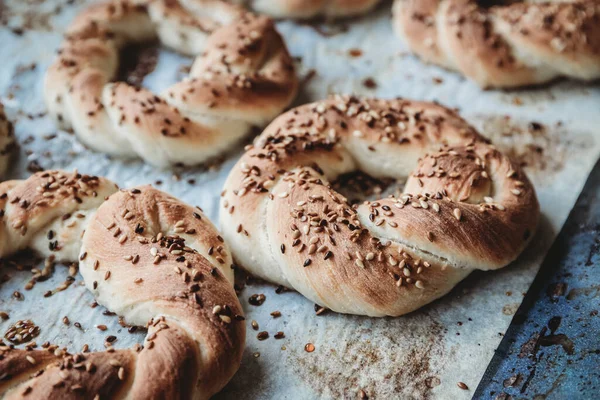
[453,208,462,221]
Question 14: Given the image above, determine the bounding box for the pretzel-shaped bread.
[0,170,245,399]
[44,0,298,167]
[393,0,600,88]
[220,96,539,316]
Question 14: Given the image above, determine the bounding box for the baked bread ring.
[235,0,381,18]
[0,170,245,399]
[44,0,298,167]
[220,96,539,317]
[393,0,600,88]
[0,103,15,177]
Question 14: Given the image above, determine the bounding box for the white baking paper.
[0,1,599,399]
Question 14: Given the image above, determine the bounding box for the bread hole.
[115,42,193,93]
[331,171,404,206]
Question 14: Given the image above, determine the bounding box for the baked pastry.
[393,0,600,88]
[0,170,245,399]
[0,103,15,177]
[44,0,298,167]
[220,96,539,317]
[235,0,380,18]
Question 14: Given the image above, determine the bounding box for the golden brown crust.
[0,172,245,399]
[393,0,600,88]
[0,103,15,177]
[220,95,539,316]
[245,0,381,18]
[44,0,298,167]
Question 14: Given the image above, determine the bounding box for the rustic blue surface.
[475,159,600,400]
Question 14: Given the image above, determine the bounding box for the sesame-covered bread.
[220,96,539,317]
[44,0,298,167]
[0,170,245,399]
[393,0,600,88]
[236,0,381,19]
[0,103,15,177]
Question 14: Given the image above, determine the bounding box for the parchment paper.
[1,1,599,399]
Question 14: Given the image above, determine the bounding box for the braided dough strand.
[393,0,600,88]
[220,96,539,316]
[0,171,245,399]
[44,0,298,167]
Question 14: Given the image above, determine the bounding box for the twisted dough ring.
[220,96,539,317]
[233,0,381,18]
[44,0,298,167]
[0,171,245,399]
[0,103,15,177]
[393,0,600,88]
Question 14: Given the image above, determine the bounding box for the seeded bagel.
[220,96,539,317]
[393,0,600,88]
[0,170,245,399]
[45,0,298,167]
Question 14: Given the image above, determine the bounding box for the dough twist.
[220,96,539,316]
[393,0,600,88]
[45,0,298,167]
[0,170,245,399]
